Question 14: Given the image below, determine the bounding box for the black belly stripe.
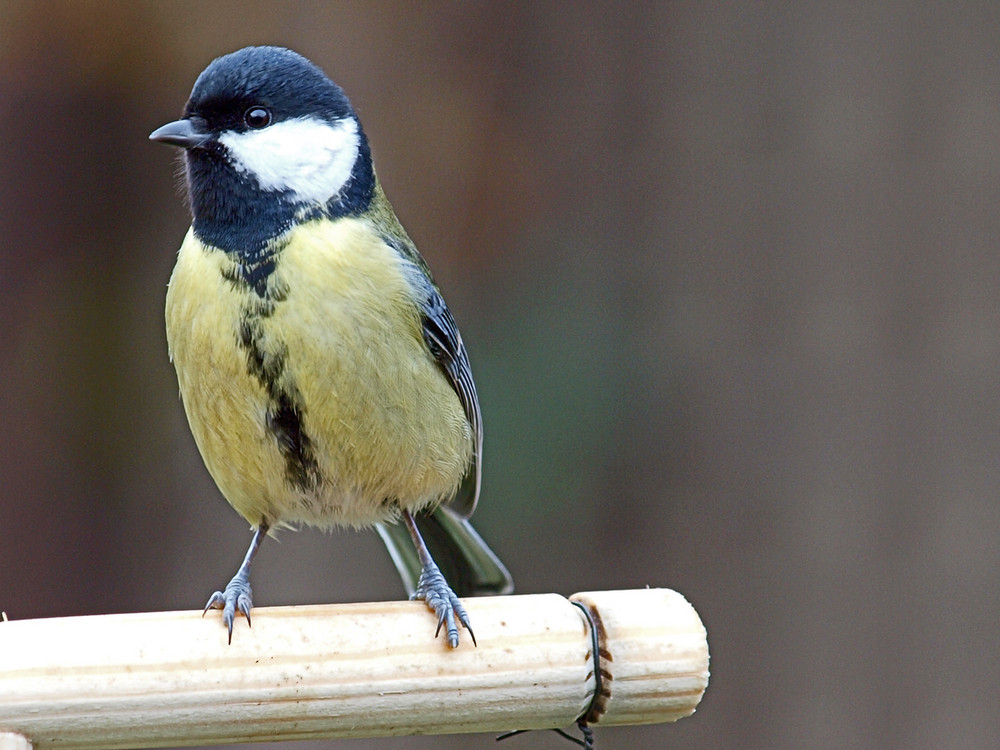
[229,261,322,492]
[221,250,279,299]
[266,394,321,491]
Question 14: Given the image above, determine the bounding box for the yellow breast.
[164,219,473,528]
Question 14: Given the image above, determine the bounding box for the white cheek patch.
[219,116,360,205]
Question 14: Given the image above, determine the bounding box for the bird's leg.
[402,509,475,648]
[204,522,269,643]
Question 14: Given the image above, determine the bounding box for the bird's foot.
[203,572,253,644]
[411,559,475,648]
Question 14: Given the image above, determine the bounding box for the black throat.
[185,134,375,294]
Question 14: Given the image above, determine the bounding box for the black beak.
[149,118,210,149]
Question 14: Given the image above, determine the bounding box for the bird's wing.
[420,287,482,518]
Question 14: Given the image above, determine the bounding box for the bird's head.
[151,46,375,253]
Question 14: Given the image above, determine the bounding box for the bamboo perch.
[0,589,708,749]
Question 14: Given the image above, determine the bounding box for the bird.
[149,45,512,648]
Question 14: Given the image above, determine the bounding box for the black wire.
[569,600,603,724]
[496,601,601,748]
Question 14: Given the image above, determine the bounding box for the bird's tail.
[376,506,514,598]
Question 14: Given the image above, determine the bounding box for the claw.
[412,559,476,648]
[203,573,253,644]
[204,525,267,644]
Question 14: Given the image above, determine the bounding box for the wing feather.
[420,288,482,518]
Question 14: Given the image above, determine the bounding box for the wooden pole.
[0,589,708,749]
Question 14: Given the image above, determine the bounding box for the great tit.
[150,46,512,648]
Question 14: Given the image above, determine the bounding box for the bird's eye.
[244,107,271,129]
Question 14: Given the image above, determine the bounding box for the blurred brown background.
[3,1,999,748]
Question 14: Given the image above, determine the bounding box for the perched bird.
[150,46,512,647]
